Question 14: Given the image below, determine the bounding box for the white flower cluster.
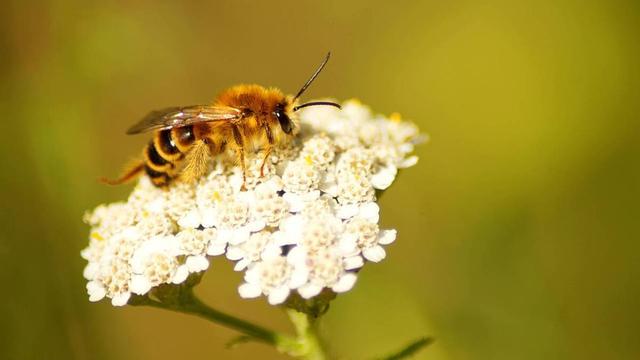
[82,100,423,306]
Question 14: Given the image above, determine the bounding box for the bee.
[103,53,340,189]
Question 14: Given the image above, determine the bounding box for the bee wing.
[126,105,242,135]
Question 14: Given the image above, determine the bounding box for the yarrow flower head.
[82,99,424,306]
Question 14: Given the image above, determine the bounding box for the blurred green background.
[1,0,638,359]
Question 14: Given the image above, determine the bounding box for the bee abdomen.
[145,125,197,187]
[145,141,169,167]
[155,129,181,158]
[143,136,175,173]
[144,164,171,187]
[172,125,196,152]
[142,140,172,185]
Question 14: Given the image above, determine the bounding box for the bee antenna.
[294,101,342,111]
[294,52,332,101]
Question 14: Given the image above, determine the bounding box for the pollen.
[389,112,402,122]
[304,155,314,166]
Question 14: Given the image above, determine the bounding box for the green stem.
[128,277,331,358]
[286,309,327,360]
[130,288,298,352]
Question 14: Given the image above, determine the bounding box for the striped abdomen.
[144,126,196,186]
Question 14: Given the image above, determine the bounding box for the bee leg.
[179,140,210,183]
[232,125,247,191]
[100,161,144,185]
[260,147,271,177]
[236,147,247,190]
[260,122,274,177]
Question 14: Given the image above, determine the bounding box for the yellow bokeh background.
[1,1,638,359]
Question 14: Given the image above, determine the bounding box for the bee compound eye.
[275,109,292,134]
